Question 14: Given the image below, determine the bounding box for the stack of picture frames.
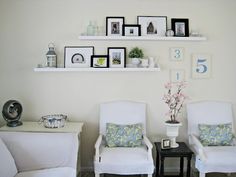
[64,46,126,68]
[106,16,189,37]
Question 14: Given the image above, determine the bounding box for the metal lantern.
[46,43,57,67]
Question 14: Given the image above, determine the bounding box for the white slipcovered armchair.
[186,101,236,177]
[94,101,154,177]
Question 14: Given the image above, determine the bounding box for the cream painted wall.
[0,0,236,170]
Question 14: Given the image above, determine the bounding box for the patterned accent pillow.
[198,123,235,146]
[106,123,143,147]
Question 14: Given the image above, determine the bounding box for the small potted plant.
[128,47,144,67]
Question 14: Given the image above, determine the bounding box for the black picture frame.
[171,18,189,37]
[106,16,125,36]
[122,24,141,36]
[91,55,109,68]
[161,138,171,149]
[137,16,167,36]
[108,47,126,68]
[64,46,94,68]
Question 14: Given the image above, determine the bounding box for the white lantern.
[46,43,57,67]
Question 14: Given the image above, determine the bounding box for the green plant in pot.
[128,47,144,67]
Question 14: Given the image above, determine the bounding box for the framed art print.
[170,69,185,82]
[170,47,184,61]
[64,46,94,68]
[192,54,211,79]
[122,24,141,36]
[108,47,126,68]
[161,138,171,149]
[91,55,109,68]
[106,17,125,36]
[137,16,167,36]
[171,18,189,37]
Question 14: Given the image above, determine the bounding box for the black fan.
[2,100,23,127]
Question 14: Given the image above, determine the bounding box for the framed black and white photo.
[91,55,109,68]
[64,46,94,68]
[137,16,167,36]
[171,18,189,37]
[161,138,171,149]
[108,47,126,68]
[106,17,125,36]
[122,25,141,36]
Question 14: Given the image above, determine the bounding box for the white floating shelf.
[34,67,161,72]
[78,35,207,41]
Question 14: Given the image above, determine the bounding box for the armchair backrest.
[186,101,234,137]
[100,101,146,135]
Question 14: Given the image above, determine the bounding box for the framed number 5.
[192,54,211,79]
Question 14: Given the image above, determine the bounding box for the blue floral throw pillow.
[198,123,235,146]
[106,123,143,147]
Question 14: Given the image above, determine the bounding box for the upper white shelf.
[78,35,207,41]
[34,67,160,72]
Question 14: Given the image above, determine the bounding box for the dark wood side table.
[154,142,193,177]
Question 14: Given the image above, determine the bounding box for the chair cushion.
[15,167,76,177]
[0,138,18,177]
[198,123,234,146]
[94,146,154,174]
[106,123,142,147]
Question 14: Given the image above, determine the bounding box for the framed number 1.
[170,47,184,61]
[192,54,211,79]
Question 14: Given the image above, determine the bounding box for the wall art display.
[192,54,211,79]
[137,16,167,36]
[170,47,184,61]
[122,24,141,36]
[170,69,185,82]
[91,55,109,68]
[108,47,126,68]
[171,18,189,37]
[64,46,94,68]
[106,17,125,36]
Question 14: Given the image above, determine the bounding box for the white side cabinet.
[0,121,84,175]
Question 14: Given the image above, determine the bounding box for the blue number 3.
[196,59,207,73]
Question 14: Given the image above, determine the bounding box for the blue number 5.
[196,59,207,73]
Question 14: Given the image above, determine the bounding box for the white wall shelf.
[34,67,161,72]
[78,35,207,41]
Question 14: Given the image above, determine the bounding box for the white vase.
[165,122,182,148]
[131,58,141,67]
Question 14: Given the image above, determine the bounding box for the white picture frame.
[192,54,211,79]
[106,17,125,36]
[170,47,184,61]
[64,46,94,68]
[170,69,185,82]
[137,16,167,36]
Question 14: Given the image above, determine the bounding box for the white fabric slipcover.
[0,138,17,177]
[187,101,236,177]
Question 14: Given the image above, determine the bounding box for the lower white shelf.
[34,67,161,72]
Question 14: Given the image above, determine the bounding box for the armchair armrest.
[190,134,206,161]
[95,134,103,162]
[143,135,153,161]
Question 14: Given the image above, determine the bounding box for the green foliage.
[128,47,144,58]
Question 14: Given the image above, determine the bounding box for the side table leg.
[160,157,165,177]
[179,157,184,177]
[187,155,192,177]
[156,152,160,177]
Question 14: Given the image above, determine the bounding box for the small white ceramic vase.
[165,122,182,148]
[131,58,141,67]
[141,59,149,68]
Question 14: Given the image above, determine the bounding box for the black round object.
[2,100,23,127]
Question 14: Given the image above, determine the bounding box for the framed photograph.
[192,54,211,79]
[170,69,185,82]
[64,46,94,68]
[122,24,141,36]
[108,47,126,68]
[171,18,189,37]
[91,55,109,68]
[161,138,171,149]
[170,47,184,61]
[137,16,167,36]
[106,17,125,36]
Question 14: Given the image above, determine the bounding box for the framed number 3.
[170,47,184,61]
[192,54,211,79]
